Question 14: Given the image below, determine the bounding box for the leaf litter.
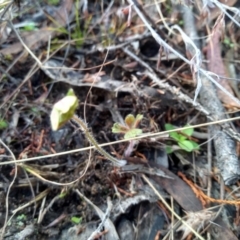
[0,0,240,239]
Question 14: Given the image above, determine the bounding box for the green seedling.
[48,0,60,5]
[59,192,67,198]
[16,214,26,221]
[50,89,126,167]
[71,216,82,224]
[0,118,8,129]
[223,37,234,48]
[165,123,199,153]
[71,0,92,48]
[16,214,27,226]
[112,114,143,139]
[112,114,143,157]
[22,22,37,31]
[178,20,184,26]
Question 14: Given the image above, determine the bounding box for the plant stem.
[72,115,126,167]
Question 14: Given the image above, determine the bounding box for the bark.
[181,5,240,185]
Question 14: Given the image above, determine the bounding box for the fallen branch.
[180,4,240,184]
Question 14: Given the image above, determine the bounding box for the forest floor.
[0,0,240,239]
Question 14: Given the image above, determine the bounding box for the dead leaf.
[177,210,216,240]
[0,0,74,55]
[151,164,238,239]
[206,14,240,109]
[82,71,105,83]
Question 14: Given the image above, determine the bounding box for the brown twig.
[179,172,240,205]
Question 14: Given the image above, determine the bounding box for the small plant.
[0,118,8,130]
[112,114,143,157]
[223,37,234,48]
[22,22,37,31]
[59,192,68,198]
[16,214,27,221]
[48,0,60,5]
[50,89,126,167]
[16,214,27,226]
[165,123,199,153]
[70,0,92,48]
[112,114,143,139]
[71,216,82,224]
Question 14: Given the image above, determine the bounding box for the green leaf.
[166,145,173,154]
[223,37,231,46]
[181,125,193,136]
[178,134,187,142]
[164,123,174,131]
[169,131,181,141]
[23,22,37,31]
[16,214,26,221]
[71,216,82,224]
[50,89,78,130]
[124,128,142,139]
[112,123,128,133]
[66,88,76,97]
[178,140,194,152]
[165,123,180,140]
[190,141,200,150]
[0,119,8,129]
[71,31,84,48]
[48,0,60,5]
[59,192,67,198]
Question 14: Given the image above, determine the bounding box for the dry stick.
[38,194,61,225]
[11,189,50,215]
[0,37,71,109]
[7,20,42,66]
[87,197,113,240]
[180,4,240,184]
[211,0,240,27]
[83,45,109,126]
[74,189,119,240]
[207,130,212,202]
[123,47,210,116]
[20,158,92,187]
[126,0,240,143]
[127,0,240,108]
[71,115,127,167]
[179,172,240,205]
[125,2,240,183]
[142,174,205,240]
[0,139,17,240]
[0,49,27,82]
[1,117,240,167]
[123,47,240,143]
[0,61,39,109]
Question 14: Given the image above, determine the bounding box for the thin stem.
[72,115,126,167]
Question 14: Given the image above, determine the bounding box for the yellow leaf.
[124,114,135,128]
[50,94,78,130]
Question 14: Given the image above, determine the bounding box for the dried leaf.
[0,0,74,55]
[177,210,216,239]
[206,14,240,108]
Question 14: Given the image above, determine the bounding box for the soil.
[0,0,240,240]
